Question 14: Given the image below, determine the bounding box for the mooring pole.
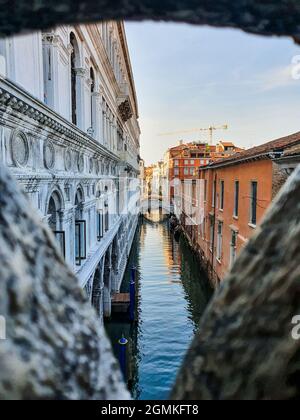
[118,336,128,380]
[129,267,136,322]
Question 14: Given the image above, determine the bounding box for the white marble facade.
[0,22,141,321]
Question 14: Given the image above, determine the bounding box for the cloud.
[260,64,296,91]
[173,64,298,94]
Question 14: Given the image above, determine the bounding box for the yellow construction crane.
[158,124,228,145]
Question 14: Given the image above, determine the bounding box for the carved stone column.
[74,67,87,131]
[42,33,61,111]
[91,91,101,141]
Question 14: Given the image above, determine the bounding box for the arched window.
[75,187,86,265]
[47,192,65,257]
[48,195,58,231]
[75,187,84,219]
[70,32,80,126]
[90,67,95,134]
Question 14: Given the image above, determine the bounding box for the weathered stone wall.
[0,0,299,401]
[0,164,129,400]
[172,166,300,400]
[0,1,300,41]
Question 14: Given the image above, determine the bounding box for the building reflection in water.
[106,210,213,400]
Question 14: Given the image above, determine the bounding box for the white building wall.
[7,33,44,101]
[0,21,141,322]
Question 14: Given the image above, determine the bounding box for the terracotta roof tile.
[207,131,300,168]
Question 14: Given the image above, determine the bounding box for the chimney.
[178,140,183,146]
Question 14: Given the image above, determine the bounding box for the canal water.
[105,210,213,400]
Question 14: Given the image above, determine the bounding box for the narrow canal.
[106,210,213,400]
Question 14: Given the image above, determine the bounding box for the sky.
[125,22,300,165]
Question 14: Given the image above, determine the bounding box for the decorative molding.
[118,98,133,123]
[89,157,94,174]
[64,182,71,201]
[11,130,29,167]
[95,159,100,175]
[43,33,71,59]
[43,139,55,170]
[75,67,87,78]
[0,83,119,164]
[78,153,84,173]
[42,33,60,45]
[24,176,40,193]
[64,148,72,172]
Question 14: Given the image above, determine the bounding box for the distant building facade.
[180,133,300,286]
[164,140,243,205]
[0,22,141,321]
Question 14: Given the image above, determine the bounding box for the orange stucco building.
[165,141,243,201]
[180,132,300,286]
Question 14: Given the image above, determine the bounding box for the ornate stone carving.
[89,157,94,174]
[64,148,72,172]
[64,183,71,201]
[42,33,60,45]
[75,67,87,78]
[43,139,55,170]
[78,153,84,173]
[11,130,29,167]
[95,159,100,175]
[25,177,40,193]
[118,98,133,123]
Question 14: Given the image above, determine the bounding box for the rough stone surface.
[0,164,129,400]
[0,1,300,41]
[172,166,300,400]
[0,0,300,401]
